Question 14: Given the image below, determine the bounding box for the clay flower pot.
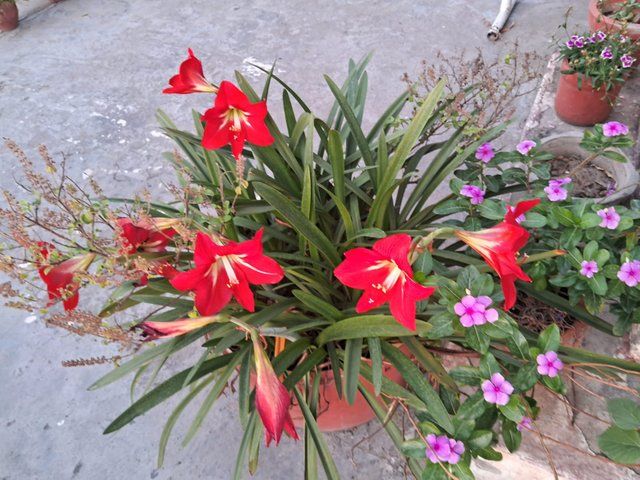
[589,0,640,46]
[289,360,405,432]
[555,62,621,126]
[0,1,18,32]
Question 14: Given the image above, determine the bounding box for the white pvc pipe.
[488,0,517,41]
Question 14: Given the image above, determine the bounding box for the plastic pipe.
[488,0,517,41]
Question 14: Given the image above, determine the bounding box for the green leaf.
[465,326,490,354]
[601,150,628,163]
[608,398,640,430]
[400,439,428,458]
[103,352,235,434]
[317,315,432,345]
[344,338,363,405]
[293,290,343,322]
[381,341,454,434]
[581,213,603,229]
[598,426,640,464]
[232,411,259,480]
[588,274,608,296]
[502,420,522,453]
[498,396,524,423]
[293,388,341,480]
[537,324,560,352]
[367,337,383,396]
[469,430,494,449]
[283,348,327,390]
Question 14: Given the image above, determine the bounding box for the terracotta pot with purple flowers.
[555,31,636,126]
[0,0,18,32]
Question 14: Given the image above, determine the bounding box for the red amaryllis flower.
[117,217,177,254]
[252,335,298,446]
[163,48,217,94]
[334,234,436,331]
[36,243,95,311]
[201,81,274,159]
[170,228,284,315]
[455,199,540,310]
[141,316,217,339]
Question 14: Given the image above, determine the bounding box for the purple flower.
[580,260,599,278]
[618,260,640,287]
[426,434,451,464]
[516,140,536,155]
[506,205,526,224]
[602,121,629,137]
[601,47,613,59]
[587,35,597,44]
[481,373,514,406]
[517,416,533,432]
[475,143,495,163]
[597,207,620,229]
[621,54,636,68]
[544,184,568,202]
[536,351,564,378]
[596,31,607,41]
[447,439,465,464]
[454,295,499,327]
[460,184,485,205]
[573,36,585,48]
[565,40,575,49]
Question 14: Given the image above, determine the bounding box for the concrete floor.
[0,1,599,479]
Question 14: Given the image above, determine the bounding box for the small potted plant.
[589,0,640,45]
[0,0,18,32]
[555,31,636,126]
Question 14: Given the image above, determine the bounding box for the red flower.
[36,243,95,311]
[141,316,217,339]
[117,217,177,254]
[252,335,298,446]
[163,48,217,94]
[455,199,540,310]
[170,228,284,315]
[201,81,274,159]
[333,234,435,331]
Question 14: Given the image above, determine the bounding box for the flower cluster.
[453,295,499,327]
[425,434,465,465]
[544,177,571,202]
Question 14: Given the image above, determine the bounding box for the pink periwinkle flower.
[481,373,514,406]
[601,47,613,59]
[621,54,636,68]
[580,260,599,278]
[597,207,620,229]
[544,182,568,202]
[447,439,465,465]
[602,121,629,137]
[460,185,485,205]
[517,140,536,155]
[517,416,533,432]
[475,143,495,163]
[536,351,564,378]
[454,295,499,327]
[618,260,640,287]
[596,31,607,41]
[426,434,451,464]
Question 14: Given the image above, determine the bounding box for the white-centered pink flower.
[580,260,598,278]
[618,260,640,287]
[516,140,536,155]
[597,207,620,229]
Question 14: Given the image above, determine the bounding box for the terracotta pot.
[0,2,18,32]
[289,359,405,432]
[554,62,621,126]
[588,0,640,45]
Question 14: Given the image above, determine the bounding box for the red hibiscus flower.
[36,243,95,311]
[141,316,217,339]
[170,228,284,315]
[163,48,218,94]
[455,199,540,310]
[252,335,298,446]
[333,234,436,331]
[201,81,274,159]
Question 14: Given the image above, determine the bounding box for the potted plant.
[0,0,18,32]
[555,31,636,126]
[3,51,640,479]
[589,0,640,45]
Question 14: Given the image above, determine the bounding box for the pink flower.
[460,184,485,205]
[580,260,598,278]
[596,31,607,41]
[481,373,514,406]
[550,177,572,187]
[516,140,536,155]
[602,121,629,137]
[621,54,636,68]
[618,260,640,287]
[544,184,568,202]
[517,417,533,432]
[454,295,499,327]
[597,207,620,229]
[475,143,495,163]
[536,351,564,377]
[601,47,613,59]
[426,434,451,463]
[447,439,465,464]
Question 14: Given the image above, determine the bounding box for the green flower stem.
[566,150,602,178]
[410,227,456,264]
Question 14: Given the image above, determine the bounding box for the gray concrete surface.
[0,1,611,479]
